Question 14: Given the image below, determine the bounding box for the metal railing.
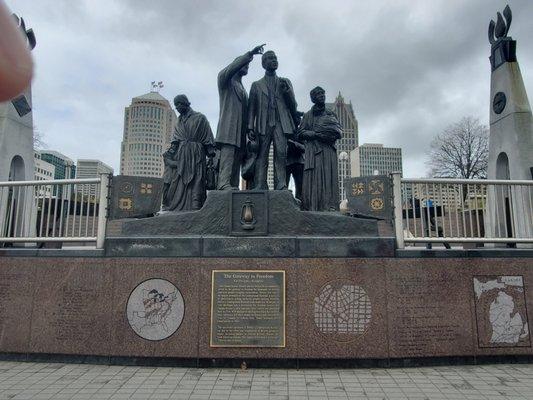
[0,174,110,248]
[3,172,531,251]
[392,173,533,248]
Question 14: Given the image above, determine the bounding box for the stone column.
[486,6,533,243]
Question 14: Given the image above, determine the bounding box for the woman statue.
[297,86,342,211]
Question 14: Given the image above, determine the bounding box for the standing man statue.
[247,50,298,190]
[216,44,266,190]
[165,94,215,211]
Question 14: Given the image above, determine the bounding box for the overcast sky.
[7,0,533,177]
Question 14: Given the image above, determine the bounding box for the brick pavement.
[0,361,532,399]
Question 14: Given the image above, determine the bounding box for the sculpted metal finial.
[488,5,512,45]
[12,14,36,50]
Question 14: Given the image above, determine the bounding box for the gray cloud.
[7,0,533,176]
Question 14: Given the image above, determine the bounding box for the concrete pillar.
[0,86,36,238]
[486,6,533,243]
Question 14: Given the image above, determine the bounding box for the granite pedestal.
[0,255,531,364]
[1,191,531,365]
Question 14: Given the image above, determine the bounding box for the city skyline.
[5,0,533,178]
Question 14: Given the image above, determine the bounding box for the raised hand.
[250,43,266,55]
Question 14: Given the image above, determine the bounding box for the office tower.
[327,92,359,200]
[350,143,403,178]
[40,150,75,180]
[76,159,113,198]
[120,90,177,178]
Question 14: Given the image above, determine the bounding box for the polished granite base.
[0,256,531,362]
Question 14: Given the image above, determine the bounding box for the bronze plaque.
[210,270,285,347]
[345,175,392,220]
[109,175,163,220]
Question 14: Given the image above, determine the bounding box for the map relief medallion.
[126,279,185,341]
[314,280,372,342]
[473,275,530,348]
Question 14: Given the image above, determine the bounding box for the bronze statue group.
[162,44,342,213]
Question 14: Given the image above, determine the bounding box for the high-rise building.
[40,150,75,180]
[120,91,177,178]
[267,91,359,198]
[350,143,403,177]
[327,92,359,200]
[34,151,56,197]
[327,93,359,153]
[34,152,55,181]
[76,159,113,197]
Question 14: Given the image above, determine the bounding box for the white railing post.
[96,174,110,249]
[392,172,405,249]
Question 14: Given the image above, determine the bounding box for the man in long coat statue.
[215,44,265,190]
[165,94,215,211]
[247,50,298,190]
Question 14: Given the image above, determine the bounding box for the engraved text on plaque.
[210,270,285,347]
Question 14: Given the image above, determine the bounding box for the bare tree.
[33,126,47,150]
[428,116,488,179]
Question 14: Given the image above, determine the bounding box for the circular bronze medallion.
[493,92,506,114]
[126,278,184,341]
[370,198,384,210]
[120,182,133,194]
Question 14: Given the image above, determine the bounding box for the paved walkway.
[0,361,532,399]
